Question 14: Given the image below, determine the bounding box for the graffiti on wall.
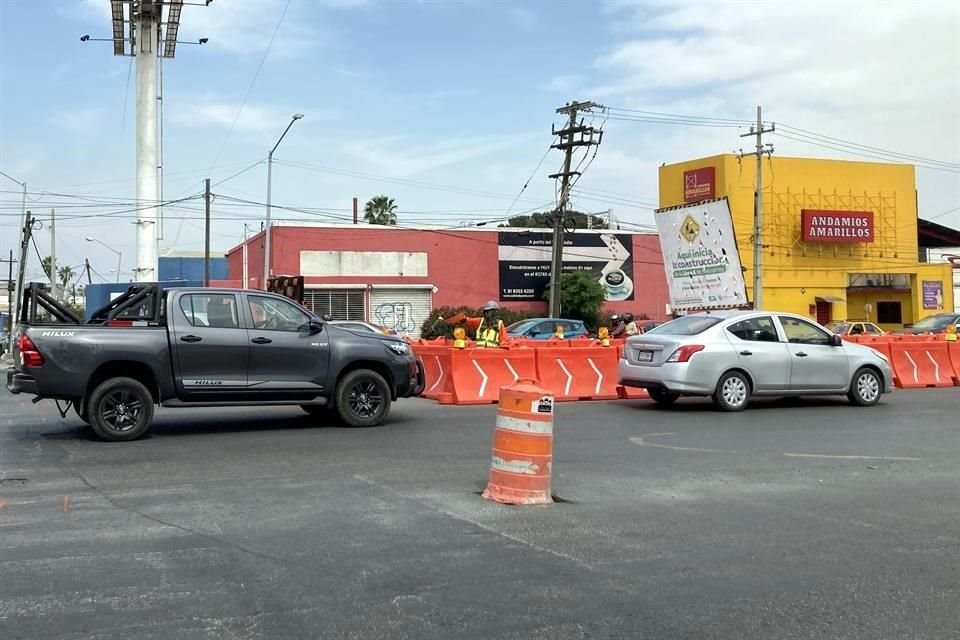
[374,302,417,334]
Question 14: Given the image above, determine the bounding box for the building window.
[876,301,902,324]
[303,289,365,321]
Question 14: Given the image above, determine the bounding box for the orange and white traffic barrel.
[482,379,554,505]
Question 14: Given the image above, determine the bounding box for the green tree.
[363,195,398,226]
[40,256,74,291]
[500,210,609,230]
[545,270,607,330]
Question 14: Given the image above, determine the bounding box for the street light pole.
[85,237,123,283]
[263,113,303,289]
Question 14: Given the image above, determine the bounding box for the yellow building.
[658,155,959,330]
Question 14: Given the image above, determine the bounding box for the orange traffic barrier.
[534,347,621,401]
[416,344,454,403]
[888,341,955,388]
[617,385,651,400]
[449,348,538,405]
[948,341,960,385]
[482,380,554,505]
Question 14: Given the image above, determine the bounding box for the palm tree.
[41,257,74,292]
[363,195,398,226]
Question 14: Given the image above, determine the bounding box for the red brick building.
[226,223,669,337]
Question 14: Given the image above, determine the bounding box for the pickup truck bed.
[7,283,419,441]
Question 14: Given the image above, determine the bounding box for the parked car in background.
[826,320,885,336]
[617,311,893,411]
[506,318,588,340]
[894,313,960,335]
[330,320,398,335]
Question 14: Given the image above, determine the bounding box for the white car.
[617,311,894,411]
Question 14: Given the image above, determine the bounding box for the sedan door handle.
[180,335,203,343]
[251,337,273,345]
[796,351,808,357]
[739,350,753,356]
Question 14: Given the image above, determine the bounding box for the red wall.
[227,226,671,320]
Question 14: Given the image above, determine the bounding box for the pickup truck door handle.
[251,337,273,345]
[796,351,808,357]
[739,350,752,356]
[180,335,203,343]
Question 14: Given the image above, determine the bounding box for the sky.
[0,0,958,283]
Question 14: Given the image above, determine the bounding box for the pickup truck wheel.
[88,377,154,442]
[336,370,391,428]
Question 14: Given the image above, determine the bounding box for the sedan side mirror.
[309,319,324,334]
[829,334,842,347]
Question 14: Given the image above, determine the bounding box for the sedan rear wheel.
[713,371,750,412]
[848,367,881,406]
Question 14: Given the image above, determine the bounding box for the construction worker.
[610,313,626,338]
[445,301,508,348]
[624,313,640,336]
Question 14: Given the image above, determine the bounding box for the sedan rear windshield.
[644,315,722,336]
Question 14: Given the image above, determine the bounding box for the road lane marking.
[783,453,921,461]
[628,436,738,454]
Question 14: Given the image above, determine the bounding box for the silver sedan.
[617,311,894,411]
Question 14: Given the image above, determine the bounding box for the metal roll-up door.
[303,288,366,321]
[369,288,432,338]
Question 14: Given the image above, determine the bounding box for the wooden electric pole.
[739,106,774,310]
[204,178,211,287]
[547,101,603,318]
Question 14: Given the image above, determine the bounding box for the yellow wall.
[658,155,954,326]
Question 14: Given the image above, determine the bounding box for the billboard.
[683,167,716,203]
[801,210,875,243]
[922,280,944,310]
[655,198,748,311]
[498,231,635,302]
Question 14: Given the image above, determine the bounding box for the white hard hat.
[482,300,500,312]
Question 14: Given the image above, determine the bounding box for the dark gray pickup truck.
[6,283,420,441]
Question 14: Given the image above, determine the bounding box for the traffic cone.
[482,379,554,505]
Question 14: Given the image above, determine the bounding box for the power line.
[777,124,959,169]
[208,0,293,169]
[775,132,960,174]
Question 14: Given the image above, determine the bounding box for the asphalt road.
[1,388,958,639]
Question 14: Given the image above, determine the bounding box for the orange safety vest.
[475,318,504,348]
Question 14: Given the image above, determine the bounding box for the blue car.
[506,318,589,340]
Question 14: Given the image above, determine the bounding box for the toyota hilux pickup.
[6,283,420,441]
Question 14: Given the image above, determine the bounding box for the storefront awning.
[816,295,846,303]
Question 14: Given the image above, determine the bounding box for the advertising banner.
[498,231,635,302]
[801,210,875,243]
[683,167,716,203]
[655,198,748,311]
[922,280,944,310]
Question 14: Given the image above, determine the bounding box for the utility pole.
[14,212,33,326]
[49,208,57,301]
[2,251,15,348]
[242,224,250,288]
[203,178,211,287]
[353,196,359,225]
[739,106,774,310]
[547,101,603,318]
[85,258,93,285]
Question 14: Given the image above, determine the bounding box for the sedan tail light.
[18,334,45,367]
[666,344,704,363]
